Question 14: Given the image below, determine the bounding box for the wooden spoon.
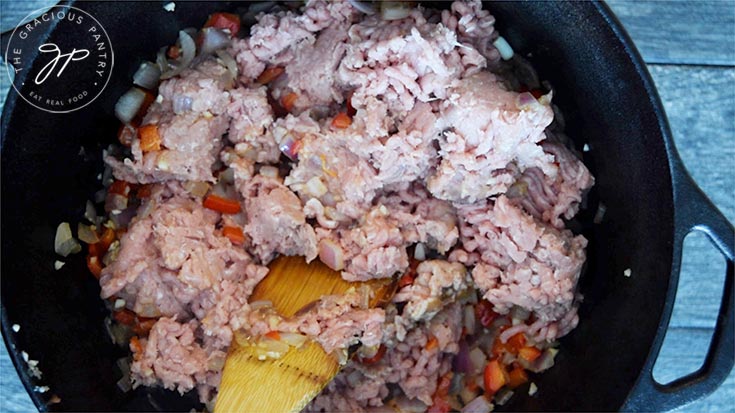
[214,255,396,413]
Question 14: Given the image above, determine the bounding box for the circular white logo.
[4,5,114,113]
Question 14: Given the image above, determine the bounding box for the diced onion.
[184,181,211,198]
[156,46,169,73]
[414,242,426,261]
[259,166,279,179]
[347,0,376,14]
[84,200,97,224]
[279,332,308,348]
[593,202,607,224]
[219,167,235,185]
[529,382,538,396]
[468,347,486,376]
[208,353,226,371]
[381,1,413,20]
[216,50,239,79]
[133,61,161,90]
[200,28,231,55]
[249,300,273,310]
[516,92,537,110]
[161,31,196,80]
[493,36,514,60]
[116,375,132,393]
[463,305,476,335]
[495,388,514,406]
[461,395,493,413]
[54,222,81,257]
[255,337,290,360]
[279,136,300,161]
[77,223,99,244]
[305,177,328,197]
[114,87,147,124]
[319,239,345,271]
[510,305,531,322]
[453,340,471,374]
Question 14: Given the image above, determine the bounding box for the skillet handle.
[623,166,734,411]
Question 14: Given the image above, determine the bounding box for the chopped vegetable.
[99,227,116,252]
[77,223,100,244]
[414,242,426,260]
[184,181,211,197]
[204,12,241,37]
[331,112,352,129]
[54,260,65,270]
[508,366,528,389]
[132,318,157,336]
[493,36,514,60]
[139,124,162,152]
[132,61,161,90]
[203,194,241,214]
[137,185,152,198]
[278,332,308,348]
[200,27,232,55]
[265,331,281,341]
[358,344,386,365]
[130,336,143,360]
[474,299,498,328]
[114,87,147,124]
[54,222,82,257]
[381,1,414,20]
[428,396,452,413]
[113,309,136,326]
[460,395,492,413]
[256,66,284,85]
[483,359,509,395]
[279,136,301,161]
[518,346,542,362]
[280,92,298,112]
[167,45,180,59]
[426,336,439,351]
[161,31,196,80]
[86,255,103,278]
[506,333,526,353]
[108,180,131,197]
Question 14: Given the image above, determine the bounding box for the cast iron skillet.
[1,1,733,411]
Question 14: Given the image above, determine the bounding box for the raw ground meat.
[107,60,234,184]
[450,195,587,343]
[101,0,594,407]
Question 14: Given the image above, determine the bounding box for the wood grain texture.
[607,0,735,66]
[215,256,394,413]
[1,1,733,412]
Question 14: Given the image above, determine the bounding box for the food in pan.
[70,1,594,411]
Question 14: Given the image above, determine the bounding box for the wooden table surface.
[1,1,733,412]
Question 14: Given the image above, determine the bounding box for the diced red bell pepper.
[358,344,386,365]
[484,359,509,395]
[204,12,241,37]
[203,194,241,214]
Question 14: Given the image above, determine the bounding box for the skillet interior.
[1,1,674,411]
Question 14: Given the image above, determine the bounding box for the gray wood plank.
[607,0,735,66]
[646,64,735,329]
[648,64,735,226]
[1,341,35,413]
[655,327,735,413]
